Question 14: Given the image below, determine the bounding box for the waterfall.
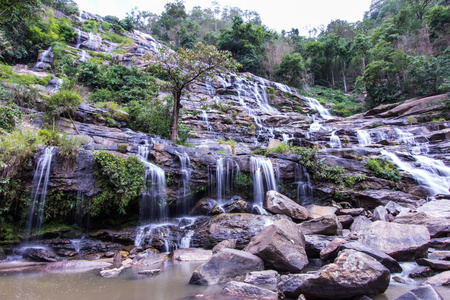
[381,150,450,196]
[137,141,167,222]
[34,47,52,70]
[25,146,55,242]
[215,157,240,201]
[75,29,81,48]
[305,97,334,120]
[250,157,277,208]
[329,131,342,148]
[201,110,214,133]
[357,130,372,146]
[295,164,314,205]
[176,151,191,215]
[180,230,194,248]
[309,115,326,132]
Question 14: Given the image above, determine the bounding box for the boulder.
[350,215,372,233]
[417,200,450,219]
[245,219,308,273]
[100,266,124,278]
[22,248,58,262]
[191,198,218,215]
[385,201,406,215]
[337,242,402,273]
[131,249,166,267]
[137,269,161,276]
[395,212,450,238]
[189,248,264,285]
[319,238,348,261]
[44,260,112,272]
[373,205,390,222]
[212,239,237,254]
[244,270,279,288]
[279,250,390,299]
[359,221,430,261]
[305,235,347,258]
[425,271,450,286]
[264,190,308,221]
[171,248,212,262]
[55,249,78,257]
[417,258,450,271]
[306,205,338,218]
[222,199,250,213]
[191,213,288,249]
[337,215,354,228]
[221,281,278,300]
[298,214,341,235]
[278,274,316,299]
[430,237,450,250]
[337,208,365,216]
[409,266,434,278]
[394,284,444,300]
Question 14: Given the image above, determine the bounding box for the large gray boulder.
[359,221,430,261]
[395,212,450,238]
[171,248,212,262]
[264,190,308,221]
[221,281,278,299]
[425,270,450,286]
[298,214,341,235]
[306,205,338,218]
[394,284,444,300]
[22,248,58,262]
[373,205,390,222]
[244,270,279,288]
[189,248,264,285]
[417,258,450,271]
[131,249,166,267]
[245,219,308,273]
[350,215,372,233]
[191,213,288,249]
[417,200,450,219]
[305,235,347,258]
[279,250,390,299]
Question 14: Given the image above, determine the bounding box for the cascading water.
[381,150,450,196]
[295,164,314,205]
[34,47,52,70]
[214,157,240,201]
[357,130,372,146]
[250,157,277,209]
[309,115,326,132]
[137,141,167,222]
[305,97,334,120]
[25,146,55,242]
[329,130,342,148]
[176,151,191,215]
[75,29,82,48]
[201,110,215,134]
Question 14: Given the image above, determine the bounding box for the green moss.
[366,157,401,182]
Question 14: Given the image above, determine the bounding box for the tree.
[275,53,305,87]
[145,42,240,142]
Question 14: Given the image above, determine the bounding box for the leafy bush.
[366,157,401,182]
[0,102,22,132]
[266,143,290,155]
[92,151,145,216]
[46,90,82,120]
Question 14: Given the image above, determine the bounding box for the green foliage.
[46,89,82,119]
[81,20,100,33]
[275,53,305,88]
[235,172,253,191]
[92,151,145,216]
[266,143,290,155]
[0,102,22,133]
[252,148,266,156]
[306,87,363,117]
[101,32,134,46]
[366,157,401,182]
[405,55,439,96]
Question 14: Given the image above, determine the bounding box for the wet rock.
[264,190,308,221]
[245,219,308,273]
[244,270,279,288]
[337,215,354,228]
[298,214,341,235]
[304,235,347,258]
[45,260,112,271]
[409,266,435,278]
[0,248,6,260]
[280,250,390,299]
[55,249,78,257]
[338,208,365,216]
[319,238,348,261]
[171,248,212,262]
[189,248,264,285]
[393,284,444,300]
[278,273,316,299]
[394,212,450,238]
[337,241,402,273]
[191,213,288,249]
[385,201,406,215]
[359,221,430,261]
[430,238,450,250]
[373,206,390,222]
[425,271,450,286]
[417,200,450,219]
[210,204,225,215]
[191,198,218,215]
[222,199,250,213]
[100,266,124,278]
[22,248,58,262]
[137,269,161,276]
[350,216,372,233]
[131,249,166,267]
[306,205,338,218]
[212,239,237,254]
[417,258,450,271]
[221,281,278,299]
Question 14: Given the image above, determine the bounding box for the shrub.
[366,157,401,182]
[0,103,22,133]
[46,90,82,129]
[266,143,290,155]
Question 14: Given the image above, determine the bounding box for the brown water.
[0,261,449,300]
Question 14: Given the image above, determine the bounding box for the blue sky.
[75,0,372,35]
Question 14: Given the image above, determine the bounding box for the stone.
[417,258,450,271]
[395,212,450,238]
[430,238,450,250]
[319,238,348,261]
[278,274,316,299]
[171,248,212,262]
[305,235,347,258]
[189,248,264,285]
[264,190,308,221]
[267,138,282,149]
[359,221,430,261]
[281,250,390,299]
[222,199,250,213]
[306,205,338,219]
[131,249,166,266]
[22,248,58,262]
[221,281,278,300]
[212,239,237,254]
[191,213,288,249]
[337,208,365,216]
[350,215,372,233]
[394,284,444,300]
[55,249,78,257]
[244,270,279,288]
[425,271,450,286]
[417,200,450,219]
[385,201,406,215]
[373,206,390,222]
[245,219,308,273]
[44,260,112,272]
[210,204,225,215]
[298,214,341,235]
[338,241,402,273]
[137,269,161,276]
[337,215,354,228]
[409,266,434,278]
[100,266,124,278]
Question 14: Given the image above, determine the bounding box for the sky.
[75,0,373,35]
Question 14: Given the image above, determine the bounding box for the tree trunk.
[331,61,335,86]
[362,57,366,75]
[170,90,181,142]
[342,62,347,93]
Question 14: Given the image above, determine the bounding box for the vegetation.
[366,157,401,182]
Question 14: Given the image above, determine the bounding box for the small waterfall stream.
[34,47,52,70]
[214,157,240,201]
[295,164,314,205]
[176,151,192,215]
[305,97,334,120]
[329,130,342,148]
[25,146,55,242]
[250,157,277,209]
[357,130,372,146]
